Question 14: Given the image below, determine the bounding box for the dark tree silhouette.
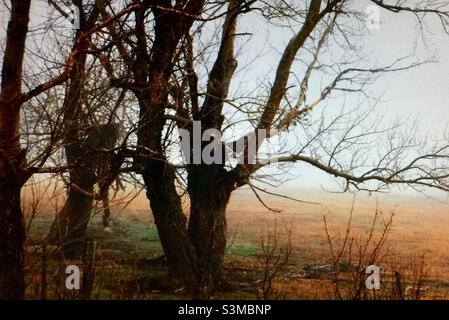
[0,0,32,300]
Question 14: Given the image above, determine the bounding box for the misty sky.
[307,1,449,196]
[226,0,449,198]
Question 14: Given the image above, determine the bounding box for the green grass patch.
[26,215,54,240]
[227,244,259,256]
[116,215,162,253]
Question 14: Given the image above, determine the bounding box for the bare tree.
[0,0,75,299]
[257,218,293,300]
[0,0,32,299]
[15,0,133,258]
[90,0,449,296]
[323,199,393,299]
[0,0,142,298]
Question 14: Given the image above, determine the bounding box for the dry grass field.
[22,186,449,299]
[225,190,449,299]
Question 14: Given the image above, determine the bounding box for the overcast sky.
[225,0,449,198]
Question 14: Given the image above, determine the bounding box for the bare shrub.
[323,197,393,300]
[257,217,293,300]
[323,198,435,300]
[385,252,431,300]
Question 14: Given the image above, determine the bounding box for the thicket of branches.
[1,0,449,299]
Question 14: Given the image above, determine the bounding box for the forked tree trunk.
[133,0,236,296]
[143,161,232,296]
[125,0,237,295]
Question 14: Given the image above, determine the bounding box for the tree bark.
[0,167,26,299]
[187,165,233,293]
[142,159,196,281]
[0,0,32,299]
[48,153,96,258]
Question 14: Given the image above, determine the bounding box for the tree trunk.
[47,148,96,258]
[187,166,233,294]
[0,169,26,299]
[48,123,124,249]
[142,156,196,282]
[130,0,223,294]
[47,6,100,254]
[143,161,232,296]
[0,0,32,299]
